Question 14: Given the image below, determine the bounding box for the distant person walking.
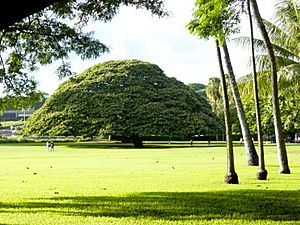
[49,142,55,152]
[46,141,54,152]
[46,141,49,151]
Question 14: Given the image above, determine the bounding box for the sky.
[34,0,276,94]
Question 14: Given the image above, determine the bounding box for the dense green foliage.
[238,72,300,138]
[23,60,219,142]
[187,0,245,43]
[0,92,44,113]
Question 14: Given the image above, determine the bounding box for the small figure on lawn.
[49,142,55,152]
[46,141,50,151]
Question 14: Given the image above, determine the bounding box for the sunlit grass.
[0,142,299,224]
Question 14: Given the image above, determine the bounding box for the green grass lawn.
[0,141,299,224]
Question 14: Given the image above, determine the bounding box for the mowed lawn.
[0,142,299,225]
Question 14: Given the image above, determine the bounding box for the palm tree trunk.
[222,42,259,166]
[247,0,267,180]
[216,40,238,184]
[250,0,290,174]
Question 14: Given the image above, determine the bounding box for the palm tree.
[222,41,259,166]
[206,77,224,141]
[247,0,267,179]
[249,0,291,174]
[216,40,238,184]
[206,77,222,113]
[234,1,299,132]
[237,1,299,75]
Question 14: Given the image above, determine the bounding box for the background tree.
[187,83,208,99]
[205,77,226,141]
[237,71,300,142]
[206,77,222,113]
[236,0,299,142]
[0,92,44,117]
[187,0,259,166]
[0,0,167,105]
[23,59,220,148]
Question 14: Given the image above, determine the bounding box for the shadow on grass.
[65,142,229,149]
[1,190,299,222]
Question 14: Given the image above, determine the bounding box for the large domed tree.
[23,59,219,147]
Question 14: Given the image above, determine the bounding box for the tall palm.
[247,0,267,180]
[222,41,259,166]
[249,0,291,174]
[216,40,238,184]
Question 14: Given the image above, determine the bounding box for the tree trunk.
[131,135,144,148]
[222,42,259,166]
[213,96,217,113]
[216,40,238,184]
[247,0,267,180]
[250,0,290,174]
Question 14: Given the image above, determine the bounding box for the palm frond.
[237,71,272,102]
[276,55,299,69]
[262,19,289,43]
[274,0,300,36]
[232,36,267,53]
[278,63,300,94]
[257,71,272,98]
[232,35,298,61]
[253,53,298,72]
[272,43,300,61]
[237,73,254,101]
[255,54,270,71]
[279,63,300,81]
[263,18,299,54]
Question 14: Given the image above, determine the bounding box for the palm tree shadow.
[1,190,299,222]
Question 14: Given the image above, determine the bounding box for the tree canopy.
[0,0,167,98]
[23,59,220,147]
[187,0,245,44]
